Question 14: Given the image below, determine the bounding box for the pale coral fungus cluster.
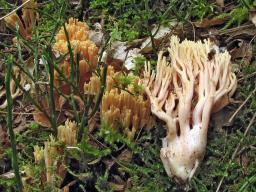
[142,36,237,182]
[57,120,78,146]
[85,66,151,140]
[24,120,78,189]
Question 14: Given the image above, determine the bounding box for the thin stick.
[228,86,256,123]
[0,111,34,115]
[216,112,256,192]
[0,0,31,21]
[5,56,23,190]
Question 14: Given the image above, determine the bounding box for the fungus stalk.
[142,36,237,182]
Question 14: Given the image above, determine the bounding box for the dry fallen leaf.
[13,114,27,133]
[227,39,253,65]
[33,111,52,128]
[194,17,228,28]
[117,149,133,163]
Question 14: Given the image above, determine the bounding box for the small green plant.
[90,0,174,41]
[189,0,216,20]
[0,178,16,192]
[217,0,253,29]
[95,170,113,192]
[220,6,249,29]
[98,122,134,149]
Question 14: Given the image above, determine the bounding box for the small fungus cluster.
[85,66,151,140]
[26,120,77,189]
[53,18,98,92]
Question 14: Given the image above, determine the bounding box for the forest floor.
[0,0,256,191]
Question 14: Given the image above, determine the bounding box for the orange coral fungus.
[85,66,151,140]
[4,0,37,40]
[53,18,98,93]
[33,18,99,128]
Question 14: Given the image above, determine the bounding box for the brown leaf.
[227,39,253,65]
[117,149,133,163]
[0,67,24,109]
[201,24,256,40]
[140,23,176,53]
[194,17,228,28]
[57,163,67,184]
[104,41,142,71]
[88,115,98,133]
[33,111,52,128]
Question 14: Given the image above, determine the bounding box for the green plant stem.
[89,63,108,119]
[78,95,93,142]
[5,56,23,191]
[63,22,80,123]
[44,46,57,135]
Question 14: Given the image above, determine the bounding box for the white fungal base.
[160,126,206,182]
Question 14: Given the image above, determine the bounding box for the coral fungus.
[142,36,237,182]
[4,0,37,40]
[53,18,98,92]
[85,66,151,140]
[57,119,78,145]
